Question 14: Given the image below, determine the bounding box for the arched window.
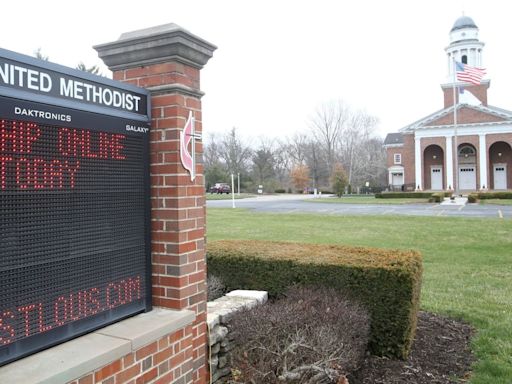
[462,55,468,64]
[459,145,475,157]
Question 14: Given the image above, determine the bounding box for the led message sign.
[0,48,151,366]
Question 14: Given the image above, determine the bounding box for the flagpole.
[452,58,459,196]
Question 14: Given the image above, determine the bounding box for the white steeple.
[445,15,485,81]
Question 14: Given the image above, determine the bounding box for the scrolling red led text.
[0,119,126,190]
[0,276,142,345]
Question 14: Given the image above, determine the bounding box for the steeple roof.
[451,16,478,32]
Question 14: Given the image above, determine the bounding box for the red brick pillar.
[95,24,216,384]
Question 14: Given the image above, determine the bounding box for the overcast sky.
[2,1,512,140]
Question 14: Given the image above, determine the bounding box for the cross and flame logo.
[180,111,199,181]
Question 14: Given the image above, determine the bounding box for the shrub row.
[429,192,453,202]
[375,192,433,198]
[473,191,512,200]
[376,191,453,200]
[207,240,423,359]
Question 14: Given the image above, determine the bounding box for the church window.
[459,146,475,156]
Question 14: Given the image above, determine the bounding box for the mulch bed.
[349,311,475,384]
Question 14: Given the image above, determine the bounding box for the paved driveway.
[207,194,512,219]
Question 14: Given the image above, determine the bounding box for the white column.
[415,137,422,190]
[445,136,453,190]
[479,134,487,190]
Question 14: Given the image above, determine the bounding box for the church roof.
[451,16,478,32]
[383,133,404,146]
[399,104,512,132]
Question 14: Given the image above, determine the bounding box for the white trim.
[446,136,454,190]
[383,143,404,148]
[400,102,512,132]
[479,134,487,189]
[394,153,402,164]
[388,166,405,187]
[414,137,422,190]
[414,124,512,139]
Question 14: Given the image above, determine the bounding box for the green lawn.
[206,208,512,384]
[480,199,512,206]
[206,193,256,200]
[311,195,431,204]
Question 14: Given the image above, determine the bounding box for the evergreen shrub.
[476,191,512,199]
[207,240,423,359]
[375,192,433,198]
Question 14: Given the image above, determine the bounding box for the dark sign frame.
[0,48,152,366]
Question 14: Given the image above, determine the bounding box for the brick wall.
[89,23,216,384]
[426,106,505,126]
[69,326,195,384]
[442,82,489,107]
[385,147,403,168]
[402,134,416,187]
[115,62,207,383]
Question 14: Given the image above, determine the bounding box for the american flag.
[455,61,486,85]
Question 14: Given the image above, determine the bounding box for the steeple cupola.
[445,15,485,78]
[442,15,489,107]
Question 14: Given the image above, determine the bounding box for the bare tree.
[286,132,310,165]
[338,111,378,185]
[309,100,349,173]
[203,133,222,169]
[218,127,252,176]
[203,133,229,189]
[76,62,101,75]
[305,140,329,190]
[273,139,292,190]
[353,137,387,187]
[34,48,49,61]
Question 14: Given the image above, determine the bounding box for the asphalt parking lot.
[207,194,512,219]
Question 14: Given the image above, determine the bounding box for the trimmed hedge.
[467,193,478,203]
[207,240,423,359]
[475,192,512,200]
[376,192,433,198]
[377,192,453,200]
[429,192,452,202]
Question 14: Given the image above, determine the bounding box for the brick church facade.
[384,16,512,192]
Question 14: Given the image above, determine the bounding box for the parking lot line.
[437,210,445,216]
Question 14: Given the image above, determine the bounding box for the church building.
[384,16,512,192]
